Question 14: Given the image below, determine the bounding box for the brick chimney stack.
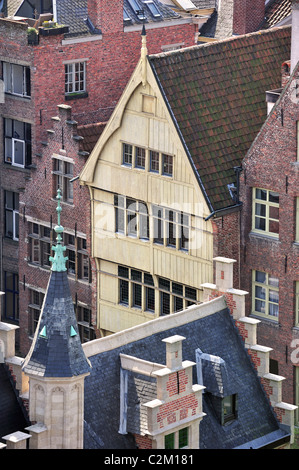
[233,0,265,35]
[291,0,299,73]
[87,0,124,35]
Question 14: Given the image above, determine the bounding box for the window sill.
[65,91,88,101]
[5,92,31,101]
[249,231,280,242]
[249,313,280,326]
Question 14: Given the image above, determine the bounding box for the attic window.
[144,1,161,17]
[123,8,131,22]
[128,0,146,20]
[222,394,237,425]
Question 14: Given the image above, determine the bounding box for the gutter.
[204,202,243,221]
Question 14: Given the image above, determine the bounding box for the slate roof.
[55,0,181,38]
[0,364,29,445]
[148,26,291,213]
[22,270,91,378]
[83,306,288,449]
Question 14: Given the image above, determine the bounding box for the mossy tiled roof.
[149,26,291,212]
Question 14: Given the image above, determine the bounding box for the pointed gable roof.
[22,191,91,378]
[148,26,291,213]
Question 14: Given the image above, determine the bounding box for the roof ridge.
[149,24,291,60]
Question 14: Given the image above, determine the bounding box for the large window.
[4,272,19,322]
[159,278,197,315]
[3,62,31,97]
[4,118,32,168]
[252,188,279,237]
[118,266,155,312]
[5,191,19,241]
[52,158,74,203]
[76,304,95,343]
[252,270,279,320]
[65,234,91,282]
[152,205,189,251]
[65,61,86,95]
[28,223,52,268]
[115,195,149,240]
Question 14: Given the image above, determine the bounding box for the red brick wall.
[134,434,153,449]
[212,212,241,288]
[239,66,299,404]
[233,0,265,35]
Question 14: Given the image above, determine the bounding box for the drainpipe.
[291,0,299,73]
[52,0,57,22]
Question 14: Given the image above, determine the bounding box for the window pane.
[136,147,145,168]
[133,283,142,308]
[118,266,129,278]
[255,299,265,313]
[174,296,183,312]
[12,64,23,95]
[146,287,155,312]
[255,285,265,300]
[13,140,25,166]
[120,279,129,304]
[269,191,279,204]
[150,151,159,172]
[13,120,24,139]
[144,273,154,286]
[131,269,142,282]
[165,433,175,449]
[161,291,170,315]
[255,203,266,217]
[255,189,267,200]
[185,286,196,301]
[179,428,188,448]
[5,211,13,238]
[159,278,170,291]
[123,144,132,165]
[256,271,266,283]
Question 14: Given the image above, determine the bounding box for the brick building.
[239,0,299,417]
[0,0,200,354]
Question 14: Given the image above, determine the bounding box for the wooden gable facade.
[80,39,214,335]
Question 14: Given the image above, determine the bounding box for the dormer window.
[144,1,161,17]
[164,427,189,449]
[222,395,237,425]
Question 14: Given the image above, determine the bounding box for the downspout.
[52,0,57,22]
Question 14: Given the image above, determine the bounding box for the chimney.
[233,0,265,35]
[87,0,123,35]
[291,0,299,73]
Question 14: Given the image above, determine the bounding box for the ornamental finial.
[49,188,68,272]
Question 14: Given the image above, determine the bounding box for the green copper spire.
[49,189,68,272]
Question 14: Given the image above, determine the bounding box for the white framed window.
[144,0,161,17]
[52,158,74,203]
[5,191,19,241]
[252,188,279,237]
[4,118,32,168]
[65,61,86,95]
[3,62,31,97]
[252,270,279,320]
